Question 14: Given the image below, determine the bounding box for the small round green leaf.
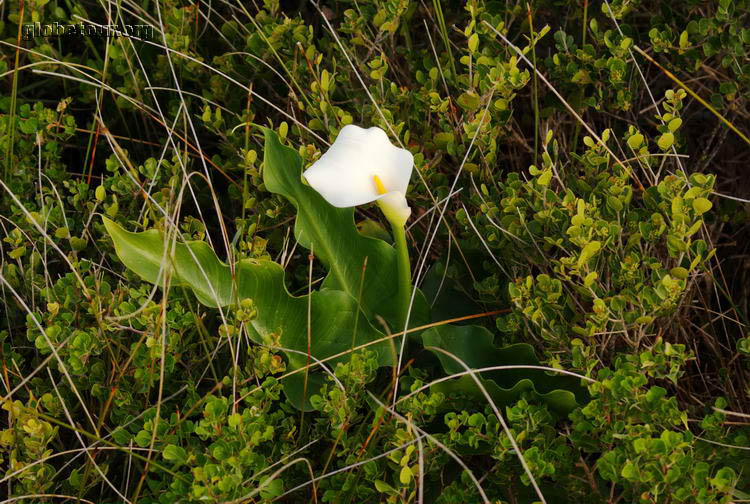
[657,132,674,151]
[400,465,413,485]
[163,444,187,465]
[679,30,689,48]
[627,133,644,149]
[692,197,712,215]
[670,267,689,279]
[468,33,479,53]
[584,271,598,287]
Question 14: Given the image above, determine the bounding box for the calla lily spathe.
[303,125,414,227]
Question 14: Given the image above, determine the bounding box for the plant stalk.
[390,223,412,333]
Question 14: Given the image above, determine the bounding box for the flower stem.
[390,222,412,332]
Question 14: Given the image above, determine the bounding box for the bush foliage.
[2,0,750,503]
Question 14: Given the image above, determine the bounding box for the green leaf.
[679,30,689,48]
[19,118,39,135]
[54,227,70,239]
[719,81,737,96]
[578,241,601,269]
[692,197,712,215]
[70,236,88,252]
[670,267,688,279]
[211,442,229,461]
[9,246,25,259]
[433,132,455,148]
[422,325,586,417]
[657,132,674,150]
[537,169,552,186]
[456,91,481,111]
[259,478,284,499]
[711,467,736,492]
[262,128,428,330]
[95,185,106,202]
[468,33,479,53]
[163,444,187,465]
[421,262,480,321]
[627,133,644,149]
[621,461,639,480]
[584,271,598,287]
[228,412,242,428]
[399,465,413,485]
[374,480,397,494]
[607,195,623,212]
[134,430,151,448]
[102,217,394,411]
[112,428,130,445]
[357,219,393,244]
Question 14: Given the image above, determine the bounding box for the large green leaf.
[262,128,428,329]
[421,262,483,322]
[422,325,587,417]
[102,217,394,411]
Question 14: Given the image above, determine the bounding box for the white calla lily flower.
[303,125,414,227]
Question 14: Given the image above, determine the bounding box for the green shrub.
[2,0,750,502]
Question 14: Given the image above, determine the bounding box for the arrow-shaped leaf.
[102,217,394,410]
[422,324,587,417]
